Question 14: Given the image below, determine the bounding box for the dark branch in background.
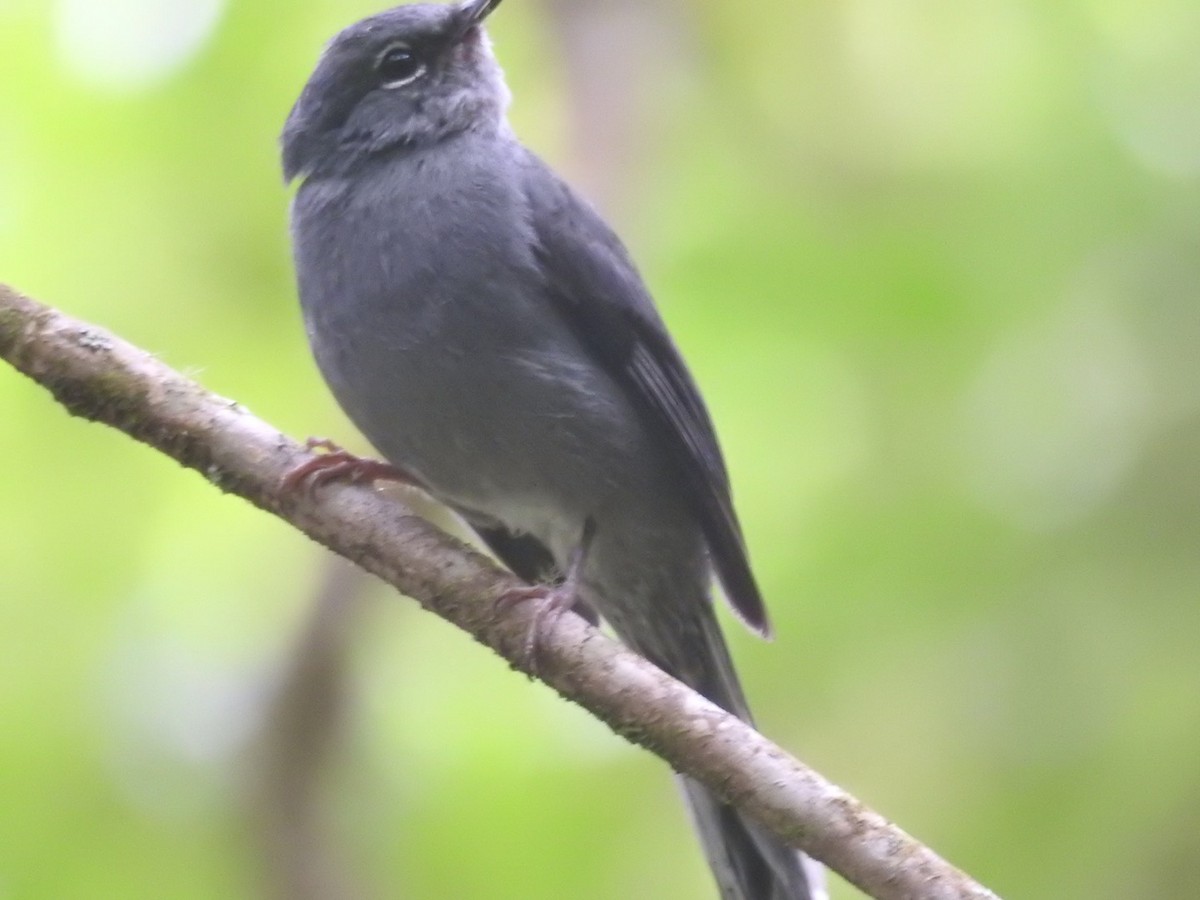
[247,557,371,900]
[0,283,1002,900]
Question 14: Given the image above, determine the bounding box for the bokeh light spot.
[53,0,226,92]
[960,295,1153,531]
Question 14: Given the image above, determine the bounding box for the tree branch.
[0,283,1001,900]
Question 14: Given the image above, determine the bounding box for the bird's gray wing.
[519,153,770,636]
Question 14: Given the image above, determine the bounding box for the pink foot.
[494,517,596,673]
[283,437,417,495]
[495,581,582,670]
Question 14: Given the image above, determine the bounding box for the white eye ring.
[382,63,426,89]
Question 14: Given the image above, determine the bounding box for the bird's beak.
[457,0,503,30]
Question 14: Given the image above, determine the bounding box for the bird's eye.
[376,44,425,88]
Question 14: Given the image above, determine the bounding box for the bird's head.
[282,0,508,181]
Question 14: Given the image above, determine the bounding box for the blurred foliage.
[2,0,1199,897]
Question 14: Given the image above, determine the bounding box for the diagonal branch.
[0,283,1001,900]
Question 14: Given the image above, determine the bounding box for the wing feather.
[520,154,770,636]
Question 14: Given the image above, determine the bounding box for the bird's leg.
[282,437,419,495]
[495,516,597,671]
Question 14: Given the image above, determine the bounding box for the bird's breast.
[290,157,649,534]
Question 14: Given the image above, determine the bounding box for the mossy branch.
[0,283,1001,900]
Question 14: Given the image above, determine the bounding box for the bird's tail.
[677,773,824,900]
[614,603,824,900]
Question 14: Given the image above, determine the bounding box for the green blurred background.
[2,0,1199,897]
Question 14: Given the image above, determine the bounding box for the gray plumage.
[282,3,819,898]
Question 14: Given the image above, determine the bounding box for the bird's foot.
[283,437,416,495]
[494,517,597,674]
[494,581,582,672]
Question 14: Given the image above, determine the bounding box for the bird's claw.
[495,581,580,675]
[282,437,415,496]
[495,516,596,675]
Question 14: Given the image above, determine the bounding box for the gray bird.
[282,2,819,897]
